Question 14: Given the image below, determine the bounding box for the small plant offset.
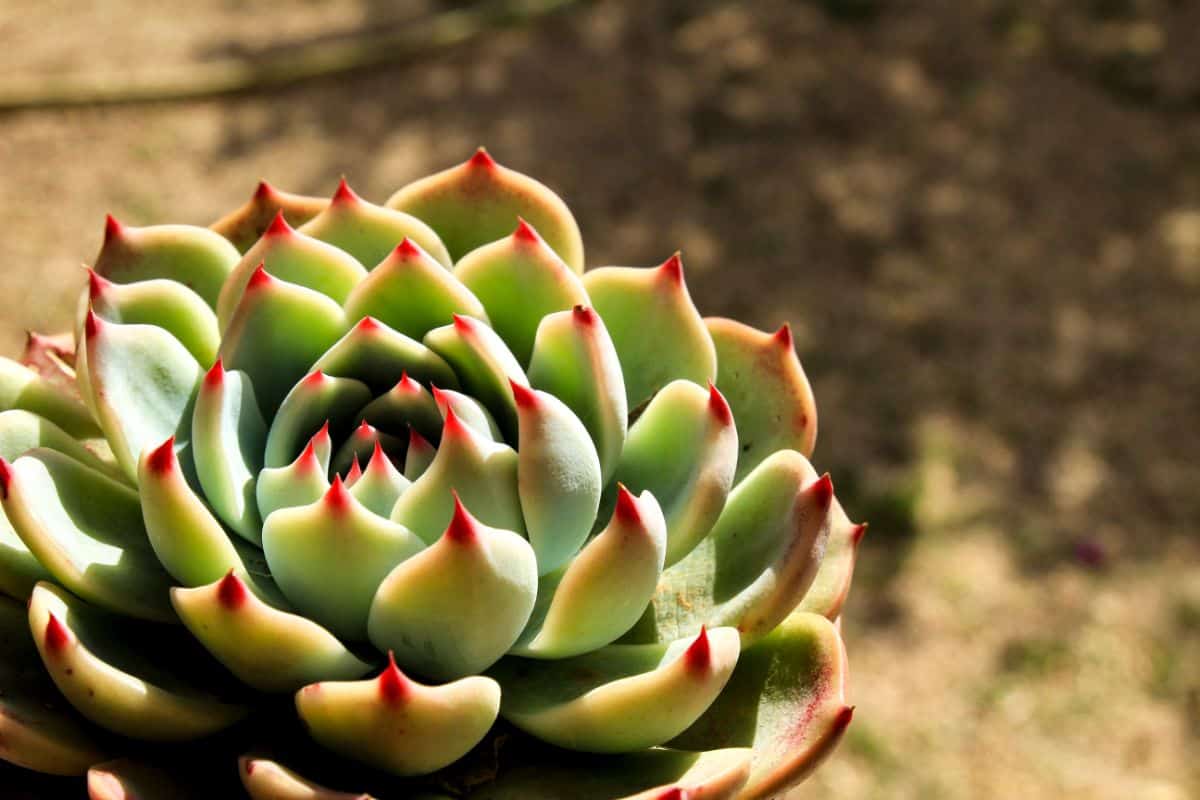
[0,150,864,799]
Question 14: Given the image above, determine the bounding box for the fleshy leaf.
[706,318,818,482]
[490,627,739,753]
[27,582,247,740]
[300,179,452,269]
[313,316,458,395]
[403,428,436,481]
[668,612,852,799]
[513,486,666,659]
[295,654,500,776]
[797,500,866,620]
[86,270,220,368]
[424,315,528,441]
[264,371,373,469]
[357,374,443,443]
[191,361,267,542]
[0,408,116,478]
[87,759,215,800]
[0,357,99,439]
[218,267,346,417]
[0,594,107,775]
[94,218,240,307]
[431,385,501,442]
[239,756,376,800]
[583,255,716,409]
[511,383,602,575]
[454,221,589,365]
[348,442,410,517]
[256,429,332,521]
[610,380,737,566]
[527,306,627,483]
[172,572,372,693]
[635,452,833,645]
[1,448,175,622]
[390,408,524,545]
[216,215,366,332]
[387,148,584,271]
[0,505,50,600]
[344,239,487,342]
[263,477,424,641]
[368,496,537,680]
[80,312,201,483]
[331,420,404,478]
[210,181,329,253]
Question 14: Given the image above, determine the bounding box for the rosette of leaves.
[0,150,865,800]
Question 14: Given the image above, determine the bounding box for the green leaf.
[95,219,240,308]
[0,357,100,440]
[87,271,220,367]
[424,315,528,442]
[264,371,372,469]
[313,317,458,396]
[209,181,328,253]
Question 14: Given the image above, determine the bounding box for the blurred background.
[1,1,1197,797]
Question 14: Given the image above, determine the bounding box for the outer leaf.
[669,613,853,799]
[209,181,328,253]
[300,179,452,269]
[296,655,500,776]
[705,318,818,482]
[87,270,220,368]
[490,627,739,753]
[27,582,247,740]
[583,255,716,409]
[1,448,175,622]
[256,428,332,521]
[0,357,99,440]
[239,756,376,800]
[454,220,589,365]
[0,595,107,775]
[424,315,528,441]
[356,373,443,444]
[797,499,866,621]
[94,217,239,307]
[387,148,584,271]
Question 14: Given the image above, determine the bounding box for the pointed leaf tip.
[355,316,382,333]
[253,180,275,201]
[217,570,248,610]
[204,358,226,389]
[684,626,712,674]
[368,440,387,469]
[325,474,352,512]
[302,370,327,388]
[395,237,422,259]
[837,705,855,729]
[572,304,596,326]
[0,456,11,500]
[355,419,376,439]
[84,308,101,339]
[103,213,124,244]
[441,405,469,439]
[613,483,642,525]
[513,217,540,244]
[86,267,110,301]
[809,473,834,510]
[146,437,177,475]
[266,210,292,237]
[467,147,497,170]
[509,379,537,409]
[707,381,733,427]
[852,522,868,545]
[659,252,684,284]
[346,457,364,483]
[408,426,433,451]
[451,313,474,335]
[45,611,71,654]
[445,491,479,544]
[654,789,688,800]
[332,177,359,205]
[247,262,273,289]
[378,651,411,704]
[773,322,793,351]
[298,440,320,472]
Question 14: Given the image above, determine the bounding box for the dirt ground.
[0,1,1197,797]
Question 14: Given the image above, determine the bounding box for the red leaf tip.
[451,313,475,335]
[851,522,868,546]
[613,484,642,526]
[513,217,540,244]
[253,180,276,202]
[297,440,319,472]
[346,456,363,484]
[84,309,101,340]
[0,457,12,500]
[86,268,110,301]
[379,651,411,704]
[509,379,537,410]
[325,474,352,512]
[467,147,497,170]
[44,612,71,654]
[265,211,292,237]
[395,238,422,260]
[355,315,381,333]
[247,263,273,290]
[442,404,470,439]
[355,419,376,439]
[572,304,597,326]
[217,570,248,610]
[408,426,434,454]
[809,473,834,511]
[394,371,420,394]
[707,381,733,427]
[204,358,225,389]
[683,626,712,674]
[834,705,855,731]
[302,370,327,388]
[773,322,793,351]
[103,214,124,245]
[659,252,684,284]
[654,789,689,800]
[331,177,359,205]
[367,440,388,473]
[445,491,479,544]
[146,437,177,475]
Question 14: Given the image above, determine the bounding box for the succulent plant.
[0,150,865,800]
